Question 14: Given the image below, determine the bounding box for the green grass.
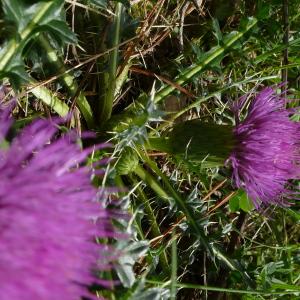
[1,0,300,299]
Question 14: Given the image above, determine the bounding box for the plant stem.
[135,150,255,287]
[134,165,169,200]
[170,231,177,300]
[146,279,298,295]
[38,36,95,128]
[30,85,69,116]
[132,176,169,274]
[98,2,123,126]
[136,184,163,239]
[137,151,212,253]
[117,173,169,274]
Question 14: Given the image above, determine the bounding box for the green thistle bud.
[148,120,234,168]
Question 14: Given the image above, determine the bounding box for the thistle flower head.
[228,86,300,208]
[0,91,119,299]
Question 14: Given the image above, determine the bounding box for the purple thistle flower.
[0,95,119,299]
[228,86,300,209]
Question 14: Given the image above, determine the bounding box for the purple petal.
[228,87,300,208]
[0,103,122,299]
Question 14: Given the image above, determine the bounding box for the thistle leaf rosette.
[228,87,300,209]
[0,91,119,300]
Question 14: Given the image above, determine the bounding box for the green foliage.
[88,0,107,8]
[116,240,149,287]
[1,0,300,299]
[230,190,254,212]
[153,17,258,104]
[0,0,75,87]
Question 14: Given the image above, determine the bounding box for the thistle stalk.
[98,2,123,126]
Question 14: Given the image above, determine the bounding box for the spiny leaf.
[0,0,76,87]
[42,20,77,44]
[115,240,149,288]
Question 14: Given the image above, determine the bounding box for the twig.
[130,66,196,98]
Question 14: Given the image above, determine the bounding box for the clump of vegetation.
[0,0,299,299]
